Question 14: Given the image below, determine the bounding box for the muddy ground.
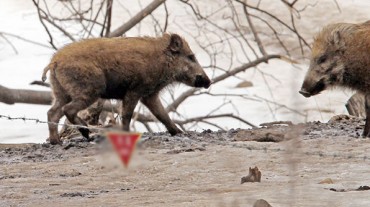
[1,115,370,207]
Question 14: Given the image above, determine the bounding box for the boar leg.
[363,94,370,137]
[47,99,69,145]
[141,93,182,135]
[62,99,95,139]
[121,93,141,131]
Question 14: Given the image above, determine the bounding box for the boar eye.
[317,55,327,64]
[188,54,196,62]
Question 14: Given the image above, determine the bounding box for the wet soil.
[1,115,370,207]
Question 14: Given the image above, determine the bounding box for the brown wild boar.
[43,34,211,145]
[299,21,370,137]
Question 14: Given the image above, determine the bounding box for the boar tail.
[41,62,57,82]
[41,67,49,82]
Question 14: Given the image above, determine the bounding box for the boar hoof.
[49,138,62,145]
[362,130,370,138]
[78,128,90,139]
[169,128,183,136]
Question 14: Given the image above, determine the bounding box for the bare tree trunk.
[346,93,365,118]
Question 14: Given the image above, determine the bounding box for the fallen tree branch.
[175,113,257,128]
[0,84,51,105]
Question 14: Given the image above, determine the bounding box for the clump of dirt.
[233,126,288,142]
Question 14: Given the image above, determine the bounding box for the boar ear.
[169,34,183,53]
[333,31,341,45]
[331,31,345,49]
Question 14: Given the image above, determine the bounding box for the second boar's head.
[167,34,211,89]
[299,24,352,98]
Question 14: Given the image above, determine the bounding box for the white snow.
[1,0,370,143]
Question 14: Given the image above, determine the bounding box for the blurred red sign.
[107,132,141,167]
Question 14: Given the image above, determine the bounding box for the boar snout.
[194,74,211,88]
[299,89,311,98]
[299,78,326,98]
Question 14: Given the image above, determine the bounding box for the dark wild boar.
[299,21,370,137]
[43,34,211,145]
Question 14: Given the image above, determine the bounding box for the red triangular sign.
[107,132,141,167]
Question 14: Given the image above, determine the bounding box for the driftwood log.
[0,84,118,112]
[2,83,367,118]
[0,83,157,134]
[0,84,51,105]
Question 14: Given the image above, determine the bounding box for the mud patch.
[166,146,206,154]
[60,190,109,198]
[329,185,370,192]
[1,118,370,206]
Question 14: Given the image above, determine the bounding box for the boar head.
[299,24,351,98]
[167,34,211,89]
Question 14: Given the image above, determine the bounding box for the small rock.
[63,143,75,150]
[59,169,81,177]
[356,185,370,191]
[42,143,51,148]
[329,188,345,192]
[253,199,272,207]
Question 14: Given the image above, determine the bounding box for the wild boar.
[299,21,370,137]
[43,34,211,145]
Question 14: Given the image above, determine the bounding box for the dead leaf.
[235,80,253,88]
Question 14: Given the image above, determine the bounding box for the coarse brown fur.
[43,34,211,145]
[299,21,370,137]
